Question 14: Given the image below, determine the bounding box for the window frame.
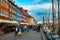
[0,0,2,5]
[0,9,2,13]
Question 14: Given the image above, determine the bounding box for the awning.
[0,19,18,24]
[20,22,28,25]
[11,21,18,24]
[0,19,3,23]
[0,19,11,23]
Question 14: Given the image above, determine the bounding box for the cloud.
[37,20,53,24]
[32,0,42,4]
[33,0,51,4]
[14,0,58,24]
[20,2,58,24]
[21,3,52,10]
[20,3,52,23]
[14,0,51,6]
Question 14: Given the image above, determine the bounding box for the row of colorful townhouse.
[0,0,27,24]
[0,0,37,35]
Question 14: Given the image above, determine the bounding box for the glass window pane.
[0,9,1,13]
[0,0,1,4]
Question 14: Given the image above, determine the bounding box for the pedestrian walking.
[2,25,6,34]
[18,25,22,36]
[26,25,29,32]
[18,28,22,36]
[36,26,40,32]
[24,25,27,31]
[15,26,18,36]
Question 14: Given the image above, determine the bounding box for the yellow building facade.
[26,15,37,25]
[26,15,32,25]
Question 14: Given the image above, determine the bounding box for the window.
[2,1,9,8]
[13,10,15,13]
[10,8,11,12]
[5,0,7,1]
[2,10,8,17]
[0,9,2,13]
[9,14,12,18]
[13,15,16,20]
[0,9,1,13]
[0,0,2,4]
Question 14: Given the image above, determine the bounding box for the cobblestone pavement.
[15,31,41,40]
[0,30,42,40]
[0,32,15,40]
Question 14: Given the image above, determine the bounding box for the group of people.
[15,25,29,36]
[15,25,40,36]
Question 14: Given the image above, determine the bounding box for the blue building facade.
[16,6,21,24]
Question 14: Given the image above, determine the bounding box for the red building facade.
[20,7,28,23]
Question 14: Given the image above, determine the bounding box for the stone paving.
[19,31,41,40]
[0,30,42,40]
[0,32,15,40]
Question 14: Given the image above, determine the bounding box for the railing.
[40,29,47,40]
